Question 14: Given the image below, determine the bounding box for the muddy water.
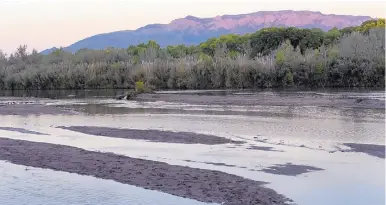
[0,89,385,205]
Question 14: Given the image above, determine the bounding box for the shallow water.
[0,89,385,205]
[0,161,216,205]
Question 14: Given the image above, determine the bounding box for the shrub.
[0,28,384,90]
[135,81,145,93]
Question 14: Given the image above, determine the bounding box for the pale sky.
[0,0,385,53]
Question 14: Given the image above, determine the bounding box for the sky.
[0,0,385,53]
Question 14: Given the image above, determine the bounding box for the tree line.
[0,19,384,90]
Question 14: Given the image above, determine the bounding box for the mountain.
[40,47,59,55]
[41,10,372,54]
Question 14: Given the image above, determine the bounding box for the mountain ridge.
[40,10,373,54]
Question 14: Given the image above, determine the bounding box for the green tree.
[324,27,341,45]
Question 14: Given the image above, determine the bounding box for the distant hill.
[40,10,372,54]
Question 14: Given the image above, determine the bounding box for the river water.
[0,161,216,205]
[0,89,385,205]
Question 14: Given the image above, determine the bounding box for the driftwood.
[114,90,139,100]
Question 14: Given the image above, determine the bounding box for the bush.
[0,28,384,90]
[135,81,145,93]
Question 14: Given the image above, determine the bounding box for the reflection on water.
[0,161,216,205]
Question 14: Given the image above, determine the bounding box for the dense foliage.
[0,20,384,90]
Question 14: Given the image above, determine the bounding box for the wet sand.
[343,143,385,159]
[57,126,243,145]
[260,163,324,176]
[182,160,323,177]
[0,137,292,205]
[246,145,282,152]
[134,93,385,109]
[0,104,73,115]
[184,160,238,168]
[0,127,48,135]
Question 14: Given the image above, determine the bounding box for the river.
[0,89,384,205]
